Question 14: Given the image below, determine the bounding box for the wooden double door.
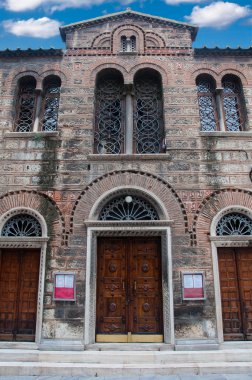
[218,247,252,341]
[96,237,163,342]
[0,249,40,342]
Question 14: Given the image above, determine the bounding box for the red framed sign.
[182,272,205,300]
[53,273,76,301]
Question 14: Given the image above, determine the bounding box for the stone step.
[0,361,252,376]
[0,349,252,364]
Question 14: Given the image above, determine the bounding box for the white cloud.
[3,17,61,38]
[164,0,202,4]
[185,2,251,28]
[3,0,115,12]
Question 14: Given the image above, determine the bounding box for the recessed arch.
[89,185,169,221]
[0,207,47,237]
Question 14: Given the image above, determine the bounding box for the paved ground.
[0,375,252,380]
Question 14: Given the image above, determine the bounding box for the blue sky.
[0,0,251,50]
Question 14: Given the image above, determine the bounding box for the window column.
[125,84,134,154]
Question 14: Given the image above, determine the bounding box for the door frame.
[0,207,48,346]
[84,222,174,347]
[210,206,252,344]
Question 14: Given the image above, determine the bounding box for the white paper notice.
[65,274,74,288]
[183,274,193,288]
[194,274,203,288]
[56,274,65,288]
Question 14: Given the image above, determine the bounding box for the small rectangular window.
[182,272,205,300]
[53,273,76,301]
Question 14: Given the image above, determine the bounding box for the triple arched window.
[196,74,246,132]
[94,68,164,154]
[15,75,61,132]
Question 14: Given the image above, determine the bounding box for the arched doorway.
[0,209,47,343]
[214,211,252,341]
[96,194,163,343]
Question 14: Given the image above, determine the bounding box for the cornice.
[0,48,63,58]
[195,47,252,57]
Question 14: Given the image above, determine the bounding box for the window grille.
[196,76,218,131]
[41,77,61,131]
[222,76,242,131]
[130,36,136,52]
[1,214,42,237]
[121,36,127,52]
[216,213,252,236]
[134,70,164,154]
[99,195,159,220]
[94,71,124,154]
[15,76,37,132]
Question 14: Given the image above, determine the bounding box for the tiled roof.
[0,48,63,58]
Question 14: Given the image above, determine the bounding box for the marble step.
[0,349,252,364]
[0,361,252,376]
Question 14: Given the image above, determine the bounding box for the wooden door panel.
[218,247,252,341]
[218,248,243,340]
[237,248,252,340]
[96,237,163,340]
[0,250,20,339]
[96,238,126,334]
[0,249,40,342]
[130,238,162,334]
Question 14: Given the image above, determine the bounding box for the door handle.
[134,281,137,291]
[122,281,125,291]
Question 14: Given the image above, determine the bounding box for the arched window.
[41,75,61,131]
[121,35,136,52]
[121,36,127,52]
[222,75,244,131]
[94,69,124,154]
[134,69,164,154]
[99,195,159,220]
[216,213,252,236]
[196,74,218,131]
[15,76,37,132]
[130,36,136,52]
[1,214,42,237]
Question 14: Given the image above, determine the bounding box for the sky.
[0,0,251,50]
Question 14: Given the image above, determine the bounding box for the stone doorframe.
[83,221,174,348]
[210,206,252,344]
[0,207,49,346]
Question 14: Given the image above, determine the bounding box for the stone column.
[216,88,225,131]
[33,89,43,132]
[124,84,134,154]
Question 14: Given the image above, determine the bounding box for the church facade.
[0,9,251,351]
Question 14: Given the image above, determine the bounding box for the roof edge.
[59,9,198,42]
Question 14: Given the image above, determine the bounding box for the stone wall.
[0,14,251,344]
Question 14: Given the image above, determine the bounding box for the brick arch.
[191,68,219,86]
[192,188,252,246]
[145,31,166,48]
[7,70,41,93]
[40,69,68,87]
[91,32,111,48]
[219,69,248,86]
[88,62,128,84]
[0,190,65,244]
[70,170,188,235]
[112,24,145,54]
[129,62,168,86]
